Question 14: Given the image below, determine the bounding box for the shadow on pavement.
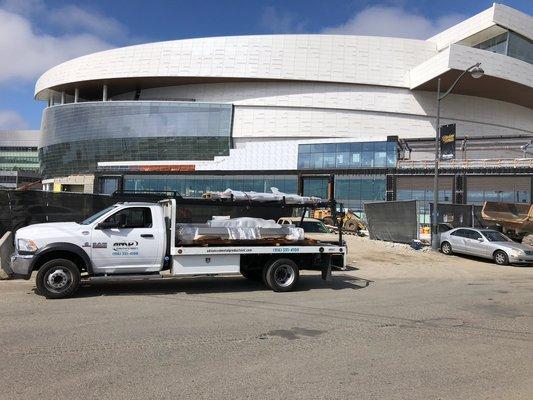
[61,274,371,298]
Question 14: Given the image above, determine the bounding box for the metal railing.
[398,158,533,170]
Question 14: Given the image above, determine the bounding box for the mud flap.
[321,254,332,281]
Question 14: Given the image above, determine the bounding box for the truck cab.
[11,202,168,292]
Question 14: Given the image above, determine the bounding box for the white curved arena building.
[37,4,532,214]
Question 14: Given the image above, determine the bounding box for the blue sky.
[0,0,531,130]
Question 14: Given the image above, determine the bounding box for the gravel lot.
[0,236,532,400]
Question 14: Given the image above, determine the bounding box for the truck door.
[90,206,161,274]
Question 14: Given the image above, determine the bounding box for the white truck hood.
[16,222,88,249]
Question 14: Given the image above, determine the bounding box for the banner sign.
[440,123,456,160]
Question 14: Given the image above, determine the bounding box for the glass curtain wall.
[334,175,387,211]
[40,101,233,178]
[298,141,396,170]
[397,178,453,225]
[123,174,298,197]
[474,31,532,64]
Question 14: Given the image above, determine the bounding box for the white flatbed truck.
[9,198,347,298]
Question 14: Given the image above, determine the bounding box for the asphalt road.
[0,253,532,400]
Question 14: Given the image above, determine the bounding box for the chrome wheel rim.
[495,253,506,264]
[45,268,72,292]
[273,265,295,287]
[443,244,451,254]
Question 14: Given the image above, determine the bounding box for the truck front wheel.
[36,259,81,299]
[263,258,299,292]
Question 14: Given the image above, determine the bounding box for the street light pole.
[431,62,484,250]
[432,78,441,250]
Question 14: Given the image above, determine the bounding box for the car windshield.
[79,206,117,225]
[481,231,512,242]
[295,221,330,233]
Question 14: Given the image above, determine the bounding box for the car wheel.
[36,259,81,299]
[493,250,509,266]
[263,258,299,292]
[441,241,453,255]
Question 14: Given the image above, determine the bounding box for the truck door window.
[104,207,153,229]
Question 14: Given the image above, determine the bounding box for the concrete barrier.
[0,231,14,279]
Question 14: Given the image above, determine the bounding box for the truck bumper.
[9,252,33,279]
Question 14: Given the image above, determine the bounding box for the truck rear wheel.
[263,258,299,292]
[36,259,81,299]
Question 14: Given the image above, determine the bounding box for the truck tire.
[36,259,81,299]
[344,220,358,231]
[263,258,299,292]
[522,234,533,247]
[322,217,335,226]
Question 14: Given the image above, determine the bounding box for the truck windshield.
[79,206,117,225]
[481,231,512,242]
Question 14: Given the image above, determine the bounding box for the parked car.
[440,227,533,265]
[277,217,339,242]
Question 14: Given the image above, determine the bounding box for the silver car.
[440,228,533,265]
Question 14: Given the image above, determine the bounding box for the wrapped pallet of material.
[203,187,323,204]
[208,217,280,228]
[176,218,305,244]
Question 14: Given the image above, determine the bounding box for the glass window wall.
[122,174,298,197]
[474,31,532,65]
[334,174,387,212]
[298,141,397,170]
[40,101,233,178]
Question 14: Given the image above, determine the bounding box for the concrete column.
[47,95,52,107]
[102,84,108,101]
[60,91,65,104]
[74,88,79,103]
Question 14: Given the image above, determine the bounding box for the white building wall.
[35,35,436,97]
[428,4,532,51]
[115,81,533,139]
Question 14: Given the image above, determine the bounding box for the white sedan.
[440,228,533,265]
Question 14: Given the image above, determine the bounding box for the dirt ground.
[344,234,532,280]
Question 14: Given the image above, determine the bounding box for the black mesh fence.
[0,190,305,237]
[0,191,166,237]
[430,203,491,229]
[364,200,418,244]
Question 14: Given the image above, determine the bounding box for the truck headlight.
[17,239,38,253]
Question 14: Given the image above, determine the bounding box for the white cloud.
[0,1,128,83]
[0,9,114,83]
[260,6,308,33]
[321,6,465,39]
[47,5,127,39]
[0,110,29,130]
